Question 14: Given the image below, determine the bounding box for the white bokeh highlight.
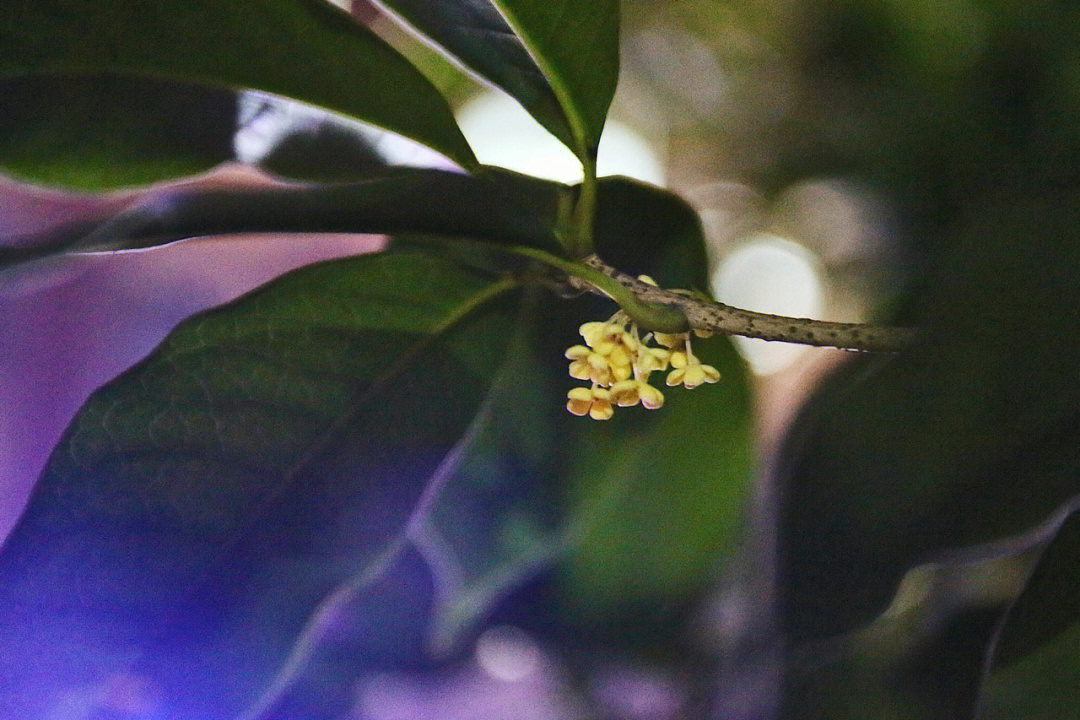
[475,625,542,683]
[712,234,825,375]
[454,91,665,185]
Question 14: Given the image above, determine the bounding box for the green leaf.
[0,250,520,718]
[976,506,1080,719]
[782,514,1051,720]
[557,332,752,631]
[1,167,572,269]
[399,178,754,657]
[490,0,621,157]
[785,606,1005,720]
[378,0,575,150]
[412,295,569,654]
[776,187,1080,649]
[0,74,236,190]
[252,115,388,183]
[0,0,477,173]
[557,177,754,639]
[992,504,1080,662]
[983,618,1080,720]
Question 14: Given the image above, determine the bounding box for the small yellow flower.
[565,345,612,385]
[566,278,722,417]
[579,321,620,350]
[635,343,671,373]
[566,385,615,420]
[666,361,720,389]
[653,331,687,350]
[610,379,665,409]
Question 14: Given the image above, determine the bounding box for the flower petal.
[589,401,614,420]
[640,384,665,409]
[569,359,592,380]
[565,344,591,360]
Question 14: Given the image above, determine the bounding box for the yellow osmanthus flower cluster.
[565,276,721,420]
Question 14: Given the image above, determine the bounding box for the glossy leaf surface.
[378,0,575,149]
[0,167,570,269]
[0,250,519,717]
[0,74,236,190]
[491,0,620,156]
[0,0,476,171]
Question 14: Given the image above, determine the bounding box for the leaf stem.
[509,246,689,333]
[568,154,598,256]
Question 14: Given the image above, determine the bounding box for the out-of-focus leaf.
[983,618,1080,720]
[237,546,436,720]
[377,0,575,150]
[255,121,387,182]
[785,605,1005,720]
[0,74,236,190]
[978,505,1080,718]
[991,503,1080,670]
[0,0,476,174]
[0,167,572,269]
[236,92,390,183]
[0,250,520,718]
[784,505,1054,720]
[490,0,620,157]
[557,177,754,641]
[776,188,1080,649]
[400,178,754,658]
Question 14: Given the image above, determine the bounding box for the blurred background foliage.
[3,0,1080,718]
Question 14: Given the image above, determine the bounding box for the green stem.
[568,154,597,257]
[507,246,690,333]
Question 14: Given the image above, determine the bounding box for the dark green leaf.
[782,512,1053,720]
[240,93,390,183]
[977,505,1080,718]
[490,0,620,157]
[983,617,1080,720]
[594,176,711,287]
[0,74,236,190]
[402,178,754,657]
[785,606,1004,720]
[0,0,476,173]
[378,0,575,149]
[557,177,753,639]
[0,250,520,717]
[776,187,1080,648]
[1,167,571,269]
[411,296,569,653]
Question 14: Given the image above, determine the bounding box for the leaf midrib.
[206,272,521,563]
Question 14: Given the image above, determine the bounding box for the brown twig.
[574,255,917,352]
